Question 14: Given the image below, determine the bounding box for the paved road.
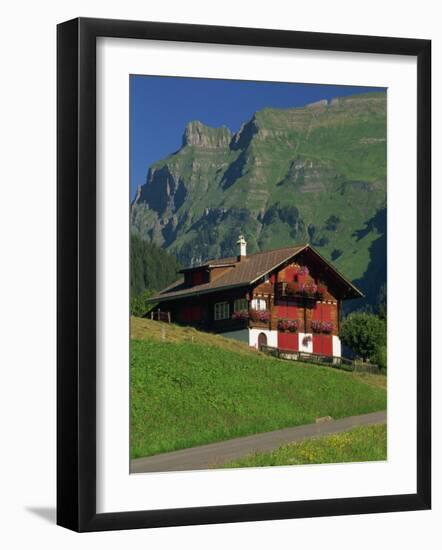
[130,410,386,474]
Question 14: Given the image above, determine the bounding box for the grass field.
[221,424,387,468]
[130,318,387,459]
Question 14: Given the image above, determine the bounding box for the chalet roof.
[150,244,363,303]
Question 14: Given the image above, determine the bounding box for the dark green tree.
[340,312,386,362]
[130,289,156,317]
[372,344,387,371]
[130,234,181,297]
[130,234,181,316]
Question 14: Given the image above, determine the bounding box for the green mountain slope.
[131,92,387,309]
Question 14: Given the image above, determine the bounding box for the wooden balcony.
[276,282,324,301]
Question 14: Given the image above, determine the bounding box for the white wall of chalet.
[249,328,278,349]
[332,335,342,357]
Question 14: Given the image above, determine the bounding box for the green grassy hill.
[131,92,387,311]
[130,318,386,459]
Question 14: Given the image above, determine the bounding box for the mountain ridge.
[131,91,387,310]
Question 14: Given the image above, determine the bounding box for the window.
[234,298,248,312]
[251,298,267,310]
[214,302,230,320]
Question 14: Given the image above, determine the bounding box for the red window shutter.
[312,303,322,321]
[312,302,333,321]
[286,304,298,320]
[275,300,288,319]
[322,335,333,356]
[313,334,332,356]
[313,334,323,354]
[278,331,298,351]
[321,303,332,322]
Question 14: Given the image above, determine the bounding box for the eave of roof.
[151,281,249,302]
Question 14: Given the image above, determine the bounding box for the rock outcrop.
[182,121,232,149]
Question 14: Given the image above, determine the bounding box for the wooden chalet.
[148,236,363,357]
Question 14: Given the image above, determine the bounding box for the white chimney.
[237,234,247,260]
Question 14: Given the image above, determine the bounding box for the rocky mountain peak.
[182,120,232,149]
[230,116,259,150]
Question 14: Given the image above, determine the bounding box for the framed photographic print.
[57,17,431,532]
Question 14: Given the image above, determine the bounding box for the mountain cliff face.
[131,92,387,309]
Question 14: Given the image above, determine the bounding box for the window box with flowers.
[282,271,327,300]
[285,281,321,299]
[232,309,270,323]
[231,310,249,321]
[300,282,318,298]
[249,309,271,323]
[277,319,299,333]
[311,320,335,333]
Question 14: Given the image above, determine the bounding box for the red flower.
[311,320,334,333]
[278,319,299,332]
[299,282,317,297]
[250,309,270,322]
[311,320,322,332]
[321,321,334,333]
[232,310,249,320]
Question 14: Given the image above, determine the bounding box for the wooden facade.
[149,244,362,357]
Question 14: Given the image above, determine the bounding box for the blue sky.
[130,76,385,199]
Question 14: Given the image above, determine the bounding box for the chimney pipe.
[237,234,247,261]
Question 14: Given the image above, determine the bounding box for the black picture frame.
[57,17,431,532]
